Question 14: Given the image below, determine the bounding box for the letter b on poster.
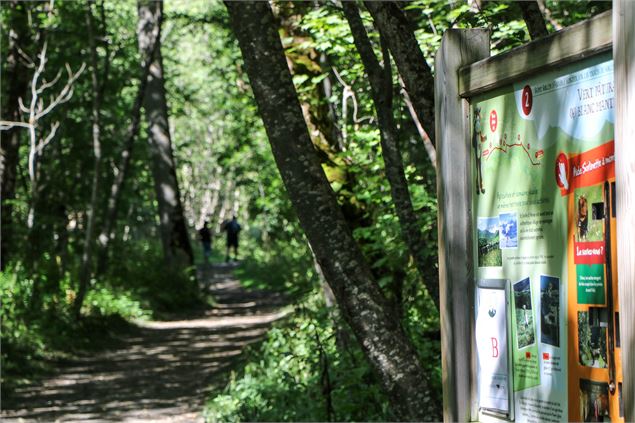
[476,281,512,416]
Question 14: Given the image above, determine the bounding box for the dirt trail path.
[1,263,288,422]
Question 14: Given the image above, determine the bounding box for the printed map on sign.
[472,53,621,423]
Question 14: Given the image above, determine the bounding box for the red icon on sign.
[526,351,532,359]
[555,152,570,191]
[522,85,533,116]
[543,352,550,360]
[489,110,498,132]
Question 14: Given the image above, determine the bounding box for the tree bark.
[1,1,31,269]
[138,0,193,266]
[364,1,436,148]
[95,7,160,274]
[517,0,549,40]
[74,0,104,318]
[342,1,439,311]
[224,2,439,420]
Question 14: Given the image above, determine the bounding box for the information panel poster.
[471,53,623,422]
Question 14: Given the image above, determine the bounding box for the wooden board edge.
[459,10,612,98]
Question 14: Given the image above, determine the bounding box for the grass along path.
[1,263,288,422]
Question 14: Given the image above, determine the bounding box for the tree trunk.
[74,0,104,318]
[342,1,439,311]
[517,0,549,40]
[138,0,193,266]
[1,1,31,269]
[224,2,440,420]
[95,9,160,275]
[364,1,436,148]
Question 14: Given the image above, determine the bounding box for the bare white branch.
[332,66,371,125]
[18,97,29,113]
[35,121,60,155]
[0,120,33,131]
[34,62,85,120]
[6,0,83,227]
[37,97,44,116]
[36,67,63,94]
[15,43,35,68]
[27,40,48,124]
[332,66,348,87]
[399,77,436,168]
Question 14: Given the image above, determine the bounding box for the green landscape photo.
[477,216,502,267]
[514,277,535,349]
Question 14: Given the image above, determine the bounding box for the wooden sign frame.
[435,8,634,422]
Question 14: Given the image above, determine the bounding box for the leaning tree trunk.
[342,1,440,311]
[364,1,436,149]
[95,8,160,275]
[97,41,159,274]
[517,0,549,40]
[1,1,31,269]
[224,1,440,420]
[138,0,193,266]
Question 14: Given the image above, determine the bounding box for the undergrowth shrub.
[104,240,202,315]
[234,235,317,298]
[0,240,201,392]
[206,225,442,421]
[204,293,393,422]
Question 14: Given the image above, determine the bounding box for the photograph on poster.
[477,216,502,267]
[513,277,535,349]
[499,212,518,249]
[472,107,486,195]
[578,310,608,368]
[579,379,609,422]
[540,275,560,347]
[575,186,604,242]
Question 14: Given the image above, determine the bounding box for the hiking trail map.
[472,53,624,423]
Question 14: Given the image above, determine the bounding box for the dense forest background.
[0,1,609,421]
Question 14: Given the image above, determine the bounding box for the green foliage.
[0,264,131,389]
[205,294,393,422]
[104,240,203,315]
[205,221,442,422]
[235,237,318,298]
[0,240,201,392]
[542,0,611,29]
[1,0,600,416]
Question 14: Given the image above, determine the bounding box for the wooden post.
[614,2,635,421]
[435,29,489,423]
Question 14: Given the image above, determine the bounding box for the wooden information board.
[435,8,634,422]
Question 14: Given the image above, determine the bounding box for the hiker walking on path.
[222,215,241,262]
[198,221,212,263]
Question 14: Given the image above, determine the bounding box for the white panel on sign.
[476,285,509,414]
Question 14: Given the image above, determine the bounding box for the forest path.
[1,263,288,422]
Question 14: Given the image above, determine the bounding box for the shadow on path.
[1,263,289,422]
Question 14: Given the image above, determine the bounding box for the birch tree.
[0,3,84,309]
[0,44,84,234]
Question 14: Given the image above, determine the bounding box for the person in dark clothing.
[198,221,212,263]
[472,106,485,194]
[222,215,241,262]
